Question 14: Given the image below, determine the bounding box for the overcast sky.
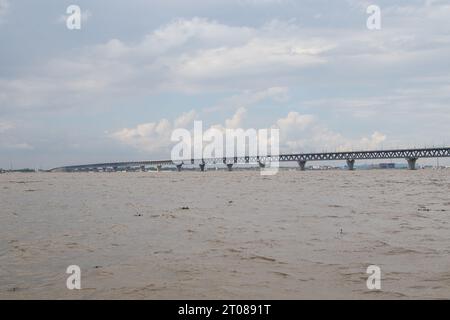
[0,0,449,169]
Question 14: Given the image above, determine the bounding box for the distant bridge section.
[51,159,173,172]
[51,147,450,172]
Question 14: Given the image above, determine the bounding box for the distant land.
[2,163,450,173]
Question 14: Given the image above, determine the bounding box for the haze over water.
[1,169,449,299]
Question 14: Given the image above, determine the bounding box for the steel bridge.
[51,147,450,172]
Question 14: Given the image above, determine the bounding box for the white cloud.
[6,143,34,150]
[274,112,387,152]
[225,107,247,129]
[112,110,200,154]
[275,111,314,132]
[0,18,336,111]
[204,86,289,112]
[112,108,388,156]
[173,37,330,83]
[2,2,450,112]
[0,120,35,151]
[360,131,387,149]
[302,82,450,120]
[112,118,173,154]
[0,120,14,133]
[174,110,197,128]
[111,107,249,153]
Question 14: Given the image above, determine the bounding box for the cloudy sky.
[0,0,449,169]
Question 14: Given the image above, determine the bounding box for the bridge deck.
[51,147,450,171]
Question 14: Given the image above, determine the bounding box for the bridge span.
[50,147,450,172]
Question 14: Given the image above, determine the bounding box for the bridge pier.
[156,165,162,172]
[176,164,183,172]
[406,157,418,170]
[297,160,307,171]
[199,163,205,172]
[346,159,355,170]
[226,163,233,171]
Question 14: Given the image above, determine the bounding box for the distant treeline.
[0,168,37,173]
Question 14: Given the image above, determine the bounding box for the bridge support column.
[226,163,233,171]
[176,164,183,172]
[156,165,162,172]
[346,159,355,171]
[406,157,418,170]
[297,160,307,171]
[199,163,205,172]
